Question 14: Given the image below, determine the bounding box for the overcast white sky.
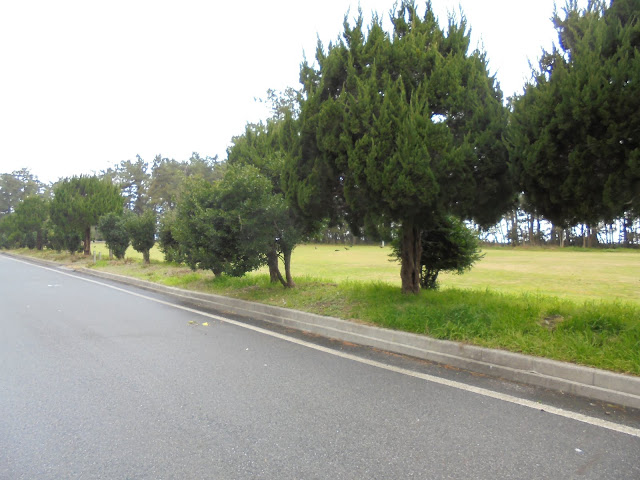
[1,0,566,184]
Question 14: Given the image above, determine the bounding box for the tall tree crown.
[287,0,511,232]
[509,0,640,227]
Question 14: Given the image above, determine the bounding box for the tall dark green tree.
[50,176,124,256]
[115,156,151,214]
[148,156,187,214]
[0,169,43,215]
[12,196,49,250]
[285,1,511,293]
[508,0,640,231]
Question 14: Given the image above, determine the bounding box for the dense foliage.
[393,215,483,289]
[157,210,184,263]
[509,0,640,233]
[126,210,156,264]
[285,0,512,292]
[49,176,123,255]
[227,113,303,286]
[173,165,281,277]
[0,169,43,215]
[98,212,130,259]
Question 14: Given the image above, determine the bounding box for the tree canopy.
[508,0,640,229]
[12,195,49,250]
[285,0,512,292]
[98,212,130,259]
[227,111,304,286]
[126,210,156,264]
[50,176,123,255]
[173,164,283,278]
[167,147,301,287]
[0,169,43,215]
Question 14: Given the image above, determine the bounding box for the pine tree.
[286,1,511,293]
[50,176,123,255]
[509,0,640,230]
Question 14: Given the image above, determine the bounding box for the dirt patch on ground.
[540,314,565,331]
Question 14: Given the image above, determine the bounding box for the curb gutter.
[5,252,640,410]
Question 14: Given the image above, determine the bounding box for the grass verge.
[7,246,640,376]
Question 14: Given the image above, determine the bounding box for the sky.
[0,0,565,184]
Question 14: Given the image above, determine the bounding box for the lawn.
[11,243,640,374]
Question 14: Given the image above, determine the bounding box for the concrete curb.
[4,252,640,409]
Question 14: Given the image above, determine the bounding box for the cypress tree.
[509,0,640,230]
[50,176,123,256]
[286,1,511,293]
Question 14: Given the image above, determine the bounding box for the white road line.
[7,255,640,438]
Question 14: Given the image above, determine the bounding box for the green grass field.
[257,244,640,305]
[12,243,640,374]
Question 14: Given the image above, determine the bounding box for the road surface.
[1,255,639,479]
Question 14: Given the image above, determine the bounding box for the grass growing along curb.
[7,246,640,376]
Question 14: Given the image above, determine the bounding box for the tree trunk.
[608,223,614,245]
[283,246,295,288]
[623,216,630,247]
[588,225,598,248]
[528,214,534,245]
[511,211,519,245]
[267,249,280,284]
[36,230,43,250]
[84,226,91,256]
[400,223,421,294]
[560,227,565,248]
[143,250,150,264]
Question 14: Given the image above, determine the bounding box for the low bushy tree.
[47,225,83,254]
[393,216,483,289]
[0,214,17,249]
[98,212,129,259]
[157,210,184,263]
[126,210,156,264]
[173,164,298,286]
[174,166,271,277]
[227,119,304,287]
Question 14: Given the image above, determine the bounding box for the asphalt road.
[1,255,639,479]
